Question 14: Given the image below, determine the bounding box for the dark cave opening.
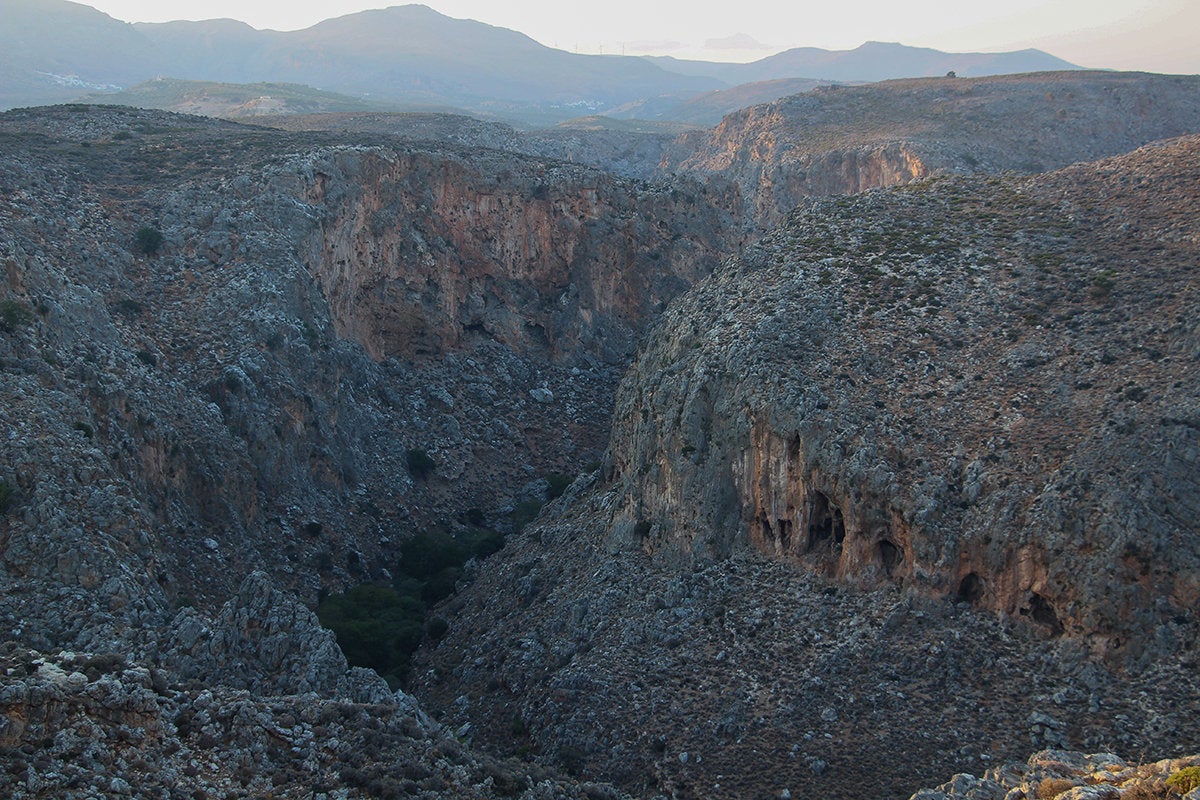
[957,572,984,606]
[1026,592,1064,636]
[807,492,845,552]
[878,539,901,576]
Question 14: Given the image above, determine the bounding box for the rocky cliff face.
[4,72,1200,800]
[666,72,1200,226]
[415,135,1200,799]
[295,144,741,364]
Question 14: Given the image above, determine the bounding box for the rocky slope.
[414,135,1200,799]
[0,103,743,646]
[0,102,748,797]
[0,572,626,799]
[666,71,1200,225]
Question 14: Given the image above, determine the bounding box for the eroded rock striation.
[605,134,1200,653]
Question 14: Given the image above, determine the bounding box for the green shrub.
[116,298,144,317]
[425,616,449,641]
[421,566,462,603]
[1167,767,1200,794]
[397,527,467,581]
[546,472,573,499]
[134,226,164,256]
[1090,269,1116,299]
[0,300,32,332]
[510,500,543,533]
[406,448,435,480]
[321,523,509,684]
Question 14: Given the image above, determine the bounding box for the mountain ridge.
[3,0,1090,125]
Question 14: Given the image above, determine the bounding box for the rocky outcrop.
[910,750,1200,800]
[165,571,395,702]
[414,136,1200,799]
[665,71,1200,226]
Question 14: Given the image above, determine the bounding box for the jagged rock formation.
[666,71,1200,225]
[414,136,1200,799]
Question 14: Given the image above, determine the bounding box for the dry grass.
[1122,780,1175,800]
[1037,777,1077,799]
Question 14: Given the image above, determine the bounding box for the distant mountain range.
[645,41,1078,84]
[1,0,1083,125]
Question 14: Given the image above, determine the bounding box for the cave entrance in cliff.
[878,539,902,577]
[806,492,845,553]
[957,573,984,606]
[1022,592,1064,636]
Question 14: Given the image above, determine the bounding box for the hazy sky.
[83,0,1200,73]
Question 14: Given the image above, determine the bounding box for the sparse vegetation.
[0,299,33,332]
[1122,780,1175,800]
[1167,767,1200,794]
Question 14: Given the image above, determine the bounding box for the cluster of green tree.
[316,522,503,687]
[316,471,578,686]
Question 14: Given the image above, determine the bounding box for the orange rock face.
[299,147,745,364]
